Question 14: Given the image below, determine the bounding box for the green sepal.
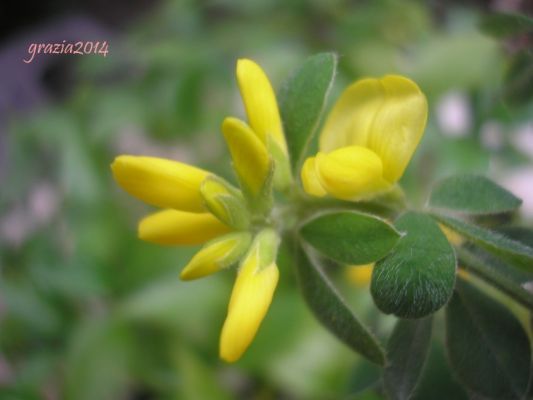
[267,138,292,192]
[200,176,250,230]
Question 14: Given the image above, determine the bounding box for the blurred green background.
[1,0,532,398]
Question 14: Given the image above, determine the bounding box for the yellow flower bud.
[219,229,280,362]
[180,232,252,281]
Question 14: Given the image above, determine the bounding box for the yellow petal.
[219,229,279,362]
[111,156,210,212]
[345,263,374,287]
[314,146,391,200]
[180,232,252,281]
[221,117,271,197]
[219,256,279,362]
[301,157,327,197]
[138,209,231,246]
[319,75,427,182]
[236,59,287,154]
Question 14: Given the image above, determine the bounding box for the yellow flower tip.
[312,146,391,201]
[138,209,231,246]
[346,264,374,287]
[221,117,271,197]
[457,268,470,280]
[235,58,287,154]
[219,262,279,362]
[438,223,464,246]
[180,232,252,281]
[301,157,327,197]
[110,155,210,213]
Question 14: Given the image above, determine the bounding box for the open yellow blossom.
[301,75,428,200]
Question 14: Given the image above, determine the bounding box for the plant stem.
[456,247,533,312]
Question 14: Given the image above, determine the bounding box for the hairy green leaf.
[300,211,401,265]
[434,214,533,273]
[295,244,385,365]
[428,174,521,215]
[371,212,456,318]
[384,317,433,400]
[446,280,531,399]
[278,52,337,171]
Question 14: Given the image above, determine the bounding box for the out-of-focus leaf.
[278,52,337,171]
[371,212,456,318]
[409,32,501,95]
[295,245,385,365]
[456,246,533,311]
[504,51,533,105]
[434,214,533,273]
[428,174,521,215]
[64,319,133,400]
[479,12,533,38]
[446,280,531,399]
[300,211,401,265]
[499,226,533,248]
[412,341,469,400]
[175,346,233,400]
[384,317,433,400]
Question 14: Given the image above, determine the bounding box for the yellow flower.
[301,75,428,201]
[111,58,287,363]
[345,263,375,287]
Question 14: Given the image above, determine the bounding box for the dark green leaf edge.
[384,317,433,400]
[295,243,386,366]
[432,213,533,273]
[278,52,337,173]
[445,279,532,399]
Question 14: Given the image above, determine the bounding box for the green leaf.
[456,246,533,312]
[384,317,433,400]
[279,52,337,171]
[428,174,521,215]
[503,51,533,105]
[300,211,401,265]
[295,244,385,365]
[411,340,469,400]
[479,12,533,38]
[434,214,533,273]
[371,212,456,318]
[446,280,531,399]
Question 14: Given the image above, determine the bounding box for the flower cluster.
[111,58,427,362]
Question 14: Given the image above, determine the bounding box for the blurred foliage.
[1,0,532,398]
